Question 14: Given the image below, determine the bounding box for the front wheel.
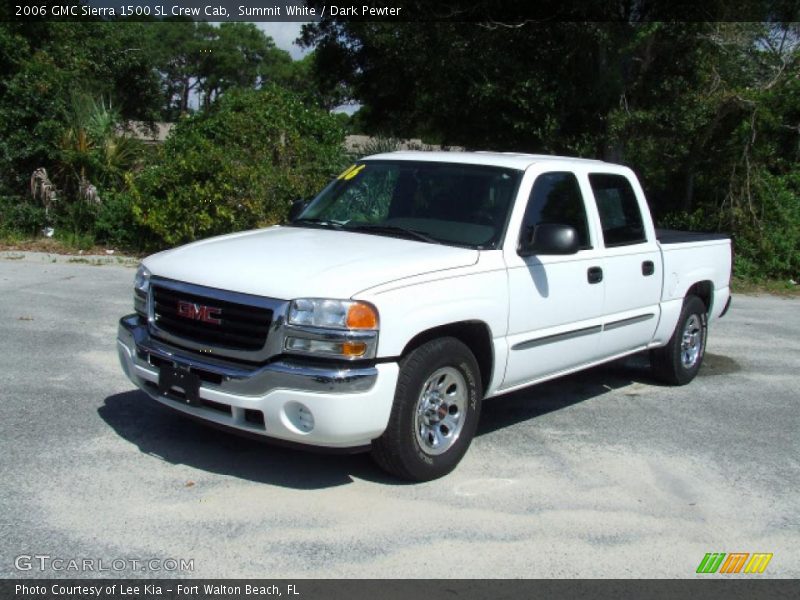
[371,337,482,481]
[650,295,708,385]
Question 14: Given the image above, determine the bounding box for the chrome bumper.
[117,314,378,396]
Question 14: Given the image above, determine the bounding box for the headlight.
[134,264,151,295]
[288,299,378,330]
[285,298,379,360]
[133,265,151,315]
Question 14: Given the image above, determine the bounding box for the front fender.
[359,269,508,359]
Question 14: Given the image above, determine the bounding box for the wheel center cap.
[436,404,448,421]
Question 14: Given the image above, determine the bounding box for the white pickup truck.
[117,152,732,481]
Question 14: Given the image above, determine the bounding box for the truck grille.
[151,284,272,351]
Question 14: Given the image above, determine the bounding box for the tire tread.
[371,337,481,481]
[650,295,707,386]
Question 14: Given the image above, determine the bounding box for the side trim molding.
[511,313,656,351]
[511,325,602,351]
[603,313,655,331]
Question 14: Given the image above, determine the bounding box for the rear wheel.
[371,337,482,481]
[650,295,708,385]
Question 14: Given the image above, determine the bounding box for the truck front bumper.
[117,315,398,449]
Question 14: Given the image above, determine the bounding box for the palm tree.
[56,93,142,205]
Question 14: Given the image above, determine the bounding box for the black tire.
[371,337,482,481]
[650,295,708,385]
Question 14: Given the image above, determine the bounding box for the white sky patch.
[333,103,360,116]
[255,22,312,60]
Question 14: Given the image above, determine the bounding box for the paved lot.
[1,251,798,578]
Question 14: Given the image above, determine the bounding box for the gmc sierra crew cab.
[117,152,733,481]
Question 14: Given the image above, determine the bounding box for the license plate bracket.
[158,366,202,407]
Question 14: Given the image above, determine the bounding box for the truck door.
[502,171,606,390]
[587,173,661,356]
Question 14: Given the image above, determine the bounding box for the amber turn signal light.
[341,341,368,357]
[346,303,379,329]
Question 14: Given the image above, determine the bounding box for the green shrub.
[658,170,799,281]
[93,189,155,251]
[729,171,800,281]
[54,230,96,252]
[0,196,46,236]
[130,86,347,246]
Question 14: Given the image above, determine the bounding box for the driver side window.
[326,167,397,223]
[520,172,591,249]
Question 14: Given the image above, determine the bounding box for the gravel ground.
[1,251,798,578]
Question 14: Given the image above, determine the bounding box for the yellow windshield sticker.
[337,164,357,179]
[343,164,366,180]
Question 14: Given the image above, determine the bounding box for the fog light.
[285,337,340,355]
[285,401,315,433]
[285,337,366,357]
[341,341,367,357]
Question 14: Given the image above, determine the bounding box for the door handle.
[587,266,603,284]
[642,260,655,276]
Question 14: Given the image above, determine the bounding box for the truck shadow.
[478,354,654,436]
[99,353,737,489]
[478,351,739,435]
[98,390,382,489]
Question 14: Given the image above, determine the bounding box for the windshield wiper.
[346,224,441,245]
[290,218,344,229]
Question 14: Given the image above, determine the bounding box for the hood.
[144,226,479,300]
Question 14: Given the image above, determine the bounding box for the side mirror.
[519,223,579,256]
[287,198,308,223]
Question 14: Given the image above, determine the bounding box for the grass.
[731,277,800,297]
[58,231,96,251]
[0,232,143,258]
[0,229,27,245]
[66,257,113,266]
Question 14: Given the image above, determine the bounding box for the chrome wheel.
[415,366,467,456]
[681,314,703,368]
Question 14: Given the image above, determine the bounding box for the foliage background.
[130,87,344,245]
[0,11,797,281]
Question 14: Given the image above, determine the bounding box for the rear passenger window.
[589,174,646,247]
[521,172,591,249]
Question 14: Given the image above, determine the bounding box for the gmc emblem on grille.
[177,300,222,325]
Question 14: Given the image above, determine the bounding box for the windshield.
[293,160,522,249]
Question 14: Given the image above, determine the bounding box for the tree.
[0,20,163,247]
[56,94,143,197]
[0,22,161,195]
[146,21,303,116]
[197,22,292,109]
[145,19,204,118]
[300,19,715,152]
[301,11,799,279]
[129,86,346,245]
[270,52,350,111]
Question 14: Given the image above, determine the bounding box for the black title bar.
[4,580,800,600]
[3,0,798,22]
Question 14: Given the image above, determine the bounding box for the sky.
[255,22,312,60]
